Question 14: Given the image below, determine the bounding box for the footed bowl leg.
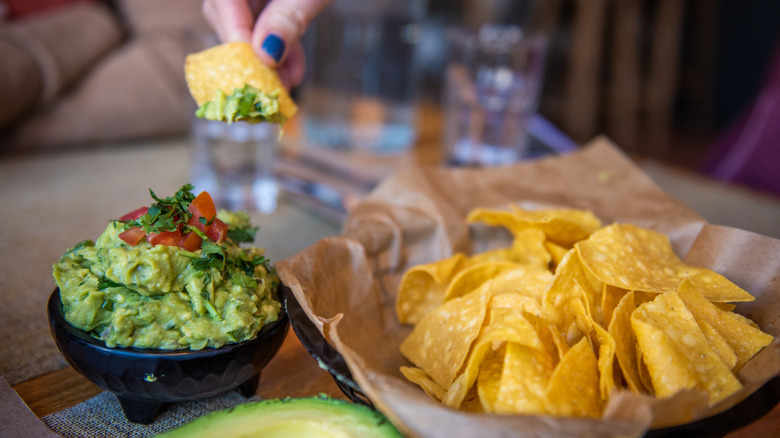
[238,373,260,397]
[116,396,163,424]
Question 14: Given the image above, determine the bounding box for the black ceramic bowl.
[284,287,780,437]
[48,287,289,424]
[282,287,371,407]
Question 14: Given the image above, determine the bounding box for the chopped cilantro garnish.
[192,241,226,271]
[97,276,123,291]
[227,226,258,244]
[231,272,258,288]
[122,184,196,234]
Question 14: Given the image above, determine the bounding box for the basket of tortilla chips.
[276,138,780,437]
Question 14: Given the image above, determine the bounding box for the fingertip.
[261,33,286,64]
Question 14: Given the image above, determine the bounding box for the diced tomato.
[186,214,207,233]
[188,191,217,223]
[119,227,146,246]
[179,232,203,251]
[205,218,228,243]
[119,206,148,221]
[147,229,182,246]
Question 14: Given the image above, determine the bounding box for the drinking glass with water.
[444,24,548,167]
[301,0,426,155]
[190,119,279,214]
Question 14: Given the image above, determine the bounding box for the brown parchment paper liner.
[276,137,780,437]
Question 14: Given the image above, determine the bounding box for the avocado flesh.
[156,397,402,438]
[196,84,287,125]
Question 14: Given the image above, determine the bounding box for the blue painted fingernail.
[261,34,285,62]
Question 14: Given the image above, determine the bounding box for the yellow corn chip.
[576,224,755,302]
[185,42,297,119]
[443,308,545,409]
[494,342,554,414]
[479,265,554,302]
[460,384,484,413]
[488,293,543,317]
[400,366,446,401]
[521,312,563,366]
[631,291,743,404]
[546,337,603,417]
[467,207,602,246]
[637,343,655,396]
[400,287,491,389]
[543,250,602,338]
[544,241,570,269]
[477,347,505,412]
[608,291,647,394]
[677,279,773,371]
[468,228,551,270]
[602,284,629,328]
[697,318,738,371]
[397,253,466,325]
[444,261,520,301]
[591,323,618,399]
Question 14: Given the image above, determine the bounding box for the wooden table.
[6,104,780,436]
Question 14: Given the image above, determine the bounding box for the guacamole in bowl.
[52,184,281,350]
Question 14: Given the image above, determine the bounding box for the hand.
[202,0,333,89]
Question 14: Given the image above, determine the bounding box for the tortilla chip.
[543,250,602,338]
[400,287,491,388]
[697,318,738,371]
[444,308,545,409]
[476,347,505,412]
[400,366,446,401]
[467,206,602,247]
[494,343,554,414]
[544,241,570,269]
[677,279,773,371]
[460,384,484,413]
[444,261,520,301]
[468,228,551,270]
[631,291,743,404]
[602,284,629,328]
[185,42,297,119]
[488,293,543,317]
[576,224,755,302]
[397,253,466,324]
[546,337,603,417]
[591,323,618,399]
[480,265,554,302]
[608,291,647,394]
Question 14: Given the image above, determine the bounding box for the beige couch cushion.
[115,0,208,36]
[0,2,122,130]
[3,0,213,151]
[8,35,198,151]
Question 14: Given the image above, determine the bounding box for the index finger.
[203,0,256,43]
[251,0,333,66]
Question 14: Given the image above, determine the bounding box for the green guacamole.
[196,84,287,125]
[53,206,281,350]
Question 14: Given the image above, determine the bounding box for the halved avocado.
[156,396,403,437]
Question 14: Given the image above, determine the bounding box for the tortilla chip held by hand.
[185,42,297,123]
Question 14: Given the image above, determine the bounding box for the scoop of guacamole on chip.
[196,84,287,124]
[52,184,281,350]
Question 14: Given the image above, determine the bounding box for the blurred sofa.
[0,0,213,152]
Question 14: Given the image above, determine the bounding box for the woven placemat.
[43,390,259,438]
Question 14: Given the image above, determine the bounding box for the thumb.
[251,0,333,67]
